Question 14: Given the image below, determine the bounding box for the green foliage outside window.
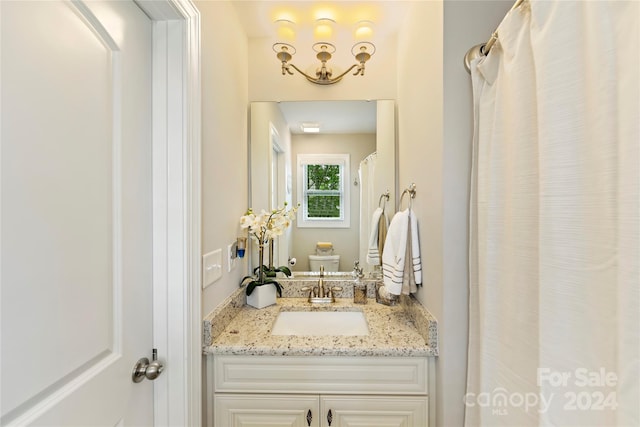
[306,164,340,190]
[307,195,340,218]
[305,164,341,218]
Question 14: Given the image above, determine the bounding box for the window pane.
[307,194,341,218]
[306,164,340,191]
[297,153,350,228]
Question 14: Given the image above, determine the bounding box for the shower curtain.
[359,153,377,274]
[466,1,639,426]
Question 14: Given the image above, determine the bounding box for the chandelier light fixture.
[272,18,376,86]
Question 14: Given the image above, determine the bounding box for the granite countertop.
[203,281,438,357]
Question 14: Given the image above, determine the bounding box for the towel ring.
[378,191,390,210]
[399,183,416,210]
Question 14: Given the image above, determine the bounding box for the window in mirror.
[297,153,350,228]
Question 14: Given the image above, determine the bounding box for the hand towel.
[402,210,422,294]
[382,209,422,295]
[377,209,388,261]
[366,208,388,265]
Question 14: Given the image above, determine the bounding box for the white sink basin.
[271,310,369,336]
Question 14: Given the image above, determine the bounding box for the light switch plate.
[202,249,222,289]
[227,243,237,272]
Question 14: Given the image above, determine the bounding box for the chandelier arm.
[286,62,362,85]
[287,63,320,81]
[327,64,360,81]
[282,63,294,75]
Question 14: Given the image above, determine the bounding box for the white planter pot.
[246,284,277,309]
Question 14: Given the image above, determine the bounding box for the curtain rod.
[463,0,526,73]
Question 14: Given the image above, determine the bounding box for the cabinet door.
[215,394,320,427]
[320,395,428,427]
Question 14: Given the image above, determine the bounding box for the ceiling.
[277,100,377,134]
[232,1,409,134]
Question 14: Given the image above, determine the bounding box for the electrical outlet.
[227,243,238,272]
[202,249,222,289]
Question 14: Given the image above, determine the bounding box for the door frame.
[136,1,202,425]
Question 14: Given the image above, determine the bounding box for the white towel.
[382,209,422,295]
[366,207,388,265]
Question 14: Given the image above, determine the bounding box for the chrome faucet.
[301,265,342,303]
[318,265,325,298]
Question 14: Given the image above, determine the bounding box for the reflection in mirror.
[249,100,396,276]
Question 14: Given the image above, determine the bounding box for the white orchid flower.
[240,203,297,245]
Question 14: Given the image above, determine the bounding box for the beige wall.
[396,1,510,426]
[290,133,376,271]
[249,102,293,269]
[198,0,249,316]
[396,3,445,421]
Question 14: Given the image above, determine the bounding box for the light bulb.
[275,19,296,42]
[355,20,374,41]
[314,18,335,42]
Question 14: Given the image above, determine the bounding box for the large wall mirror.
[250,100,396,274]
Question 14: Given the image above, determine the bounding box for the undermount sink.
[271,310,369,336]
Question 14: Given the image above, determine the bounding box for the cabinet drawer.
[321,395,428,427]
[215,394,319,427]
[214,355,428,395]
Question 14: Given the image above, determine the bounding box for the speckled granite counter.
[203,280,438,357]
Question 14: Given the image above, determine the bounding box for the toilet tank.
[308,255,340,272]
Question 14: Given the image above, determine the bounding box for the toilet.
[308,242,340,272]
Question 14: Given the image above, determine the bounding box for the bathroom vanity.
[203,280,438,427]
[212,355,429,426]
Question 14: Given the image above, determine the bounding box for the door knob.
[132,349,164,383]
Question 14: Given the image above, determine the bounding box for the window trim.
[296,153,350,228]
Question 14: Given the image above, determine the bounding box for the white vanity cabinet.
[210,355,430,427]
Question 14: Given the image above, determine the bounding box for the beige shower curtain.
[466,1,639,426]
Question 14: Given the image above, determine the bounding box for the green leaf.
[240,275,255,285]
[273,281,283,297]
[265,279,283,297]
[245,281,258,296]
[275,266,291,276]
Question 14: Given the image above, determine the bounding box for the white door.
[1,1,154,425]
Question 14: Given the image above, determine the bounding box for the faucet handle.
[353,261,363,275]
[328,286,343,300]
[326,286,342,301]
[300,286,315,298]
